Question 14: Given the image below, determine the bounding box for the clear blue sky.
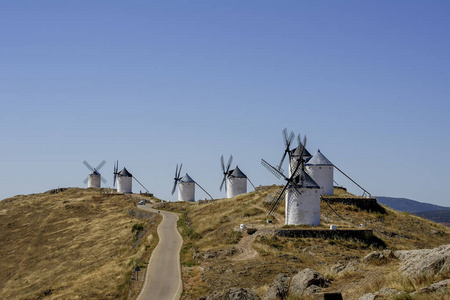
[1,1,449,207]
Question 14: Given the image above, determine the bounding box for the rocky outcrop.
[394,244,450,278]
[263,273,290,300]
[411,278,450,296]
[362,250,395,264]
[200,288,260,300]
[288,268,329,296]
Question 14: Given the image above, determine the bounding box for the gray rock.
[331,260,360,274]
[358,293,377,300]
[263,273,290,300]
[362,250,395,264]
[394,244,450,278]
[304,284,322,295]
[200,288,261,300]
[378,287,400,296]
[288,268,329,296]
[411,278,450,295]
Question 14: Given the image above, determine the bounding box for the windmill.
[261,134,321,226]
[83,160,107,188]
[220,155,256,199]
[113,160,151,194]
[171,163,213,201]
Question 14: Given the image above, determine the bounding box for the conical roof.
[306,149,333,166]
[293,170,320,189]
[180,173,195,183]
[91,170,100,175]
[291,146,312,157]
[118,167,132,177]
[229,166,247,178]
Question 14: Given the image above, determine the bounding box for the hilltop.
[155,186,450,299]
[1,187,448,299]
[0,188,161,300]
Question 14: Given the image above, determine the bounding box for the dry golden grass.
[0,188,161,300]
[165,186,450,300]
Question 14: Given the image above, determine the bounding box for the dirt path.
[233,234,259,261]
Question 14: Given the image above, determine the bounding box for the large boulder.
[362,250,395,265]
[288,268,329,296]
[263,273,290,300]
[200,288,261,300]
[394,244,450,278]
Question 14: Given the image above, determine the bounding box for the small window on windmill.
[319,166,322,169]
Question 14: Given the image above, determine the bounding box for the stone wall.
[257,228,386,247]
[321,196,386,213]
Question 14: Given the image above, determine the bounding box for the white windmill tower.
[172,164,213,202]
[220,155,256,199]
[305,149,334,196]
[82,160,107,188]
[262,134,321,226]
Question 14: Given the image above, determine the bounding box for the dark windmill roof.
[118,167,133,177]
[230,166,247,178]
[306,149,333,166]
[293,170,320,189]
[91,170,100,175]
[180,173,195,183]
[291,146,312,157]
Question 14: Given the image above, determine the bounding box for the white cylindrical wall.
[285,187,321,226]
[305,165,334,195]
[227,177,247,198]
[88,174,101,188]
[117,176,132,193]
[178,182,195,202]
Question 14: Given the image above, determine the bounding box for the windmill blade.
[101,176,107,184]
[221,155,225,173]
[287,131,295,147]
[113,160,118,187]
[226,155,233,173]
[177,163,183,179]
[247,178,256,190]
[195,182,214,200]
[267,183,289,216]
[171,179,178,195]
[261,159,287,180]
[220,174,227,192]
[174,164,179,178]
[278,129,294,171]
[114,160,119,174]
[83,160,94,172]
[277,151,288,172]
[96,160,106,171]
[172,164,179,195]
[83,177,89,184]
[282,128,288,147]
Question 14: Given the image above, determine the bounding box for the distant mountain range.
[375,196,450,213]
[376,196,450,226]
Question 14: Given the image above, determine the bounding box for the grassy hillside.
[0,188,161,300]
[156,186,450,299]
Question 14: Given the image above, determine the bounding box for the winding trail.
[136,204,183,300]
